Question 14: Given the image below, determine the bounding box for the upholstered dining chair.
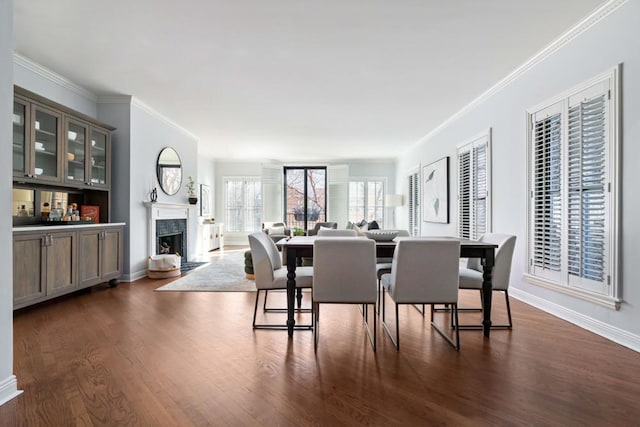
[381,238,461,350]
[316,229,357,237]
[312,237,378,351]
[248,232,313,330]
[458,233,517,329]
[375,229,410,312]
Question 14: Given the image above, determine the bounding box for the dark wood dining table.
[279,236,498,338]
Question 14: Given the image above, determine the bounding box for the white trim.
[0,375,22,406]
[510,288,639,353]
[523,274,621,310]
[96,95,132,104]
[130,97,199,141]
[13,53,97,101]
[143,201,194,258]
[525,66,620,303]
[409,0,627,149]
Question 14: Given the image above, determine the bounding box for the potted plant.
[186,176,198,204]
[293,205,305,221]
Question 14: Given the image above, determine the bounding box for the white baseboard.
[121,269,148,282]
[0,375,22,407]
[510,288,640,353]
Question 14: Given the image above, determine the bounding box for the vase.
[188,196,198,205]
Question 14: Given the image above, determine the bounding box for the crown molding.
[411,0,628,149]
[96,94,132,104]
[13,53,98,102]
[130,97,199,141]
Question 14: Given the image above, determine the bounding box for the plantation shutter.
[457,150,471,238]
[531,105,563,281]
[567,88,608,293]
[473,143,488,239]
[457,132,490,240]
[527,67,618,305]
[408,170,420,236]
[261,164,283,222]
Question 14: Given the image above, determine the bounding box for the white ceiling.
[14,0,605,161]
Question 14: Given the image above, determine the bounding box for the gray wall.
[395,1,640,349]
[127,101,199,278]
[0,0,19,406]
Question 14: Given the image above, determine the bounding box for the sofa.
[262,221,291,243]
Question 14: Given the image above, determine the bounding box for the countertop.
[13,222,126,232]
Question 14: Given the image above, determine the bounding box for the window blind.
[408,170,420,236]
[567,94,606,283]
[532,113,562,273]
[457,132,490,240]
[527,67,618,304]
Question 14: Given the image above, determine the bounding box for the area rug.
[155,249,256,292]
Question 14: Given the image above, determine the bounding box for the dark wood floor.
[2,265,640,426]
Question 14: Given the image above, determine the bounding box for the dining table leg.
[286,247,297,336]
[481,248,495,337]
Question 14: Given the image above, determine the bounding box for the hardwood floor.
[2,260,640,425]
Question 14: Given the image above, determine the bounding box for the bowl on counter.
[363,230,399,241]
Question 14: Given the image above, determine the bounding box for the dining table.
[279,235,499,338]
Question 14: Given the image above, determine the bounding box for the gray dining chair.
[458,233,517,329]
[248,232,313,330]
[381,238,461,350]
[312,237,378,351]
[375,229,410,312]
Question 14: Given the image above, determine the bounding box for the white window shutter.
[457,131,491,240]
[327,164,349,228]
[261,164,283,223]
[566,90,608,293]
[408,169,420,236]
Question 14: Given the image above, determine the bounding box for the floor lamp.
[385,194,404,229]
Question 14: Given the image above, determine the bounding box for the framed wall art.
[200,184,211,217]
[422,156,449,223]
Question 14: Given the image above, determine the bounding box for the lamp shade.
[385,194,404,207]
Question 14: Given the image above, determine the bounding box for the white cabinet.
[201,223,223,254]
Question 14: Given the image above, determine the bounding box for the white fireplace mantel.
[144,201,195,256]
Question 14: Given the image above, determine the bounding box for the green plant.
[293,228,305,236]
[186,176,196,196]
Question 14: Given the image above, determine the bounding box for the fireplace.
[156,219,187,263]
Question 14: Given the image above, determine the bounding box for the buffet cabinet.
[13,86,113,190]
[201,223,224,254]
[13,224,124,310]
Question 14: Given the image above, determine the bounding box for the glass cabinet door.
[65,119,88,185]
[32,104,62,182]
[89,128,108,187]
[12,99,29,177]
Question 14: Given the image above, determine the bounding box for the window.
[284,167,326,231]
[348,178,385,224]
[224,177,262,233]
[457,131,491,240]
[408,169,420,236]
[526,67,619,308]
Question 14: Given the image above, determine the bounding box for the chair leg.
[313,302,320,351]
[252,289,261,328]
[363,303,376,351]
[505,290,513,328]
[430,303,460,350]
[263,289,268,311]
[253,289,313,330]
[455,289,513,330]
[382,299,400,350]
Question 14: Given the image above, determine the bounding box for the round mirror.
[156,147,182,195]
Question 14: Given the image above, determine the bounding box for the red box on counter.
[81,205,100,223]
